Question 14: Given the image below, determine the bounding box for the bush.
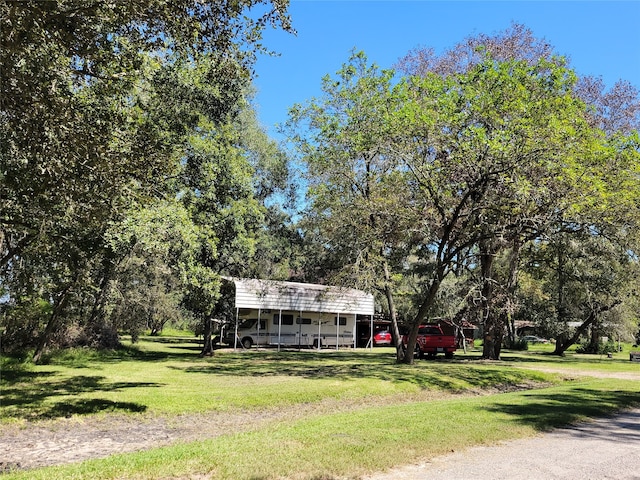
[576,339,617,355]
[0,298,51,353]
[510,337,529,351]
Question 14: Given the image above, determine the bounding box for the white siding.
[224,278,374,315]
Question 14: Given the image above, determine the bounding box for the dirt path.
[516,365,640,381]
[0,400,357,472]
[0,391,457,472]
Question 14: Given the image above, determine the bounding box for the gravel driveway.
[364,408,640,480]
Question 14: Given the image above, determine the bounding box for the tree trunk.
[383,262,404,363]
[451,306,469,353]
[553,302,620,355]
[33,284,73,363]
[402,276,442,364]
[402,323,420,365]
[480,243,499,359]
[556,239,567,328]
[587,320,602,353]
[482,320,498,359]
[200,317,214,356]
[482,307,505,360]
[493,327,504,359]
[0,234,33,270]
[553,314,594,356]
[504,238,523,347]
[88,258,114,329]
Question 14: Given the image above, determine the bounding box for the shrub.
[576,339,617,355]
[510,337,529,351]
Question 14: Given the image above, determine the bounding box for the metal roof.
[223,278,375,315]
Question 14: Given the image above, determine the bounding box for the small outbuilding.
[222,278,375,350]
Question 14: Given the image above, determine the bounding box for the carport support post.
[370,314,374,351]
[317,313,321,351]
[257,308,261,350]
[277,309,282,352]
[234,307,239,351]
[299,309,303,351]
[296,310,309,350]
[336,312,340,351]
[353,315,357,349]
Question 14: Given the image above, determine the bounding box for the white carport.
[223,278,375,350]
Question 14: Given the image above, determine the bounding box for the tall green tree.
[180,88,295,354]
[234,101,303,281]
[522,223,640,355]
[1,0,292,270]
[393,55,612,361]
[287,52,413,361]
[105,200,205,339]
[0,0,293,359]
[399,24,640,359]
[289,49,620,363]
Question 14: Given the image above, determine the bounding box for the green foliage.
[0,299,51,354]
[0,1,294,355]
[288,28,640,363]
[286,51,418,345]
[521,227,640,348]
[510,338,529,351]
[576,339,619,355]
[105,201,205,336]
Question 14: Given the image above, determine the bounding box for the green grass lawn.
[2,336,639,479]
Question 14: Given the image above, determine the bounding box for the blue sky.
[252,1,640,138]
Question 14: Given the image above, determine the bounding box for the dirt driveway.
[3,406,639,479]
[0,407,306,472]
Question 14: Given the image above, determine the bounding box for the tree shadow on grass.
[139,336,198,344]
[32,341,204,365]
[484,387,640,433]
[1,371,157,420]
[45,398,147,417]
[168,345,203,353]
[174,350,546,393]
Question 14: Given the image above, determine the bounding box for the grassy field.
[2,336,639,479]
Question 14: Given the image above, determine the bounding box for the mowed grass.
[1,337,557,420]
[2,336,640,479]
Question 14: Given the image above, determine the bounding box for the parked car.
[361,329,392,346]
[521,335,549,344]
[372,329,392,346]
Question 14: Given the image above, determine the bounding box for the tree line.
[286,25,640,363]
[1,3,638,364]
[1,0,299,361]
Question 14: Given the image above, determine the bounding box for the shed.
[222,278,375,350]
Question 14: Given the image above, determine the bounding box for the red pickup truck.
[404,324,457,359]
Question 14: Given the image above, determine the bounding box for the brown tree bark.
[402,277,442,364]
[382,262,405,363]
[32,283,74,363]
[553,302,620,355]
[200,317,214,356]
[480,243,500,360]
